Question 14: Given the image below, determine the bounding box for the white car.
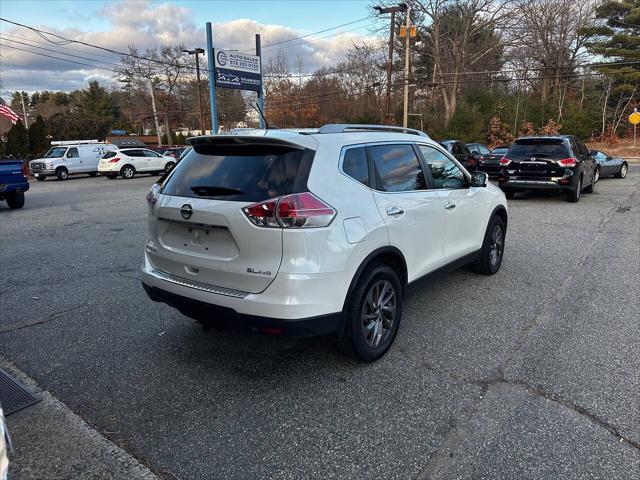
[0,407,9,480]
[98,148,176,179]
[29,140,117,181]
[141,124,508,361]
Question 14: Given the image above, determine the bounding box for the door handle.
[444,201,456,210]
[386,206,404,216]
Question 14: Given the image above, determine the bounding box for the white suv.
[141,125,508,361]
[98,148,176,179]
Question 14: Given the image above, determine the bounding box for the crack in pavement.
[416,180,640,477]
[0,302,108,334]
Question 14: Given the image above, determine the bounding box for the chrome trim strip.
[150,269,249,298]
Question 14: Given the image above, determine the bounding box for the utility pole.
[256,34,265,129]
[206,22,219,134]
[374,3,407,125]
[148,78,162,147]
[20,93,29,128]
[182,48,206,134]
[400,7,416,128]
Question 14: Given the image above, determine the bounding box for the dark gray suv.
[498,135,597,202]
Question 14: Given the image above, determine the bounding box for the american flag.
[0,97,20,124]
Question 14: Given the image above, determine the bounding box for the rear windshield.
[507,139,569,159]
[491,147,508,155]
[161,143,313,202]
[102,151,117,159]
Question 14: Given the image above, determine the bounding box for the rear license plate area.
[519,162,547,173]
[159,220,239,259]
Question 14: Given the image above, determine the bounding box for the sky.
[0,0,382,96]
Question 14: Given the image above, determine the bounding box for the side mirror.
[471,171,488,187]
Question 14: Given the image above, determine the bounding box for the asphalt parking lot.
[1,170,639,479]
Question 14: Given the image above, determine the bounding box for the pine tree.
[6,121,29,158]
[28,115,48,156]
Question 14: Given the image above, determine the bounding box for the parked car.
[162,147,188,159]
[0,158,29,209]
[477,145,510,178]
[1,406,10,480]
[141,124,508,362]
[29,140,116,181]
[498,135,597,202]
[467,143,491,156]
[98,148,176,179]
[590,149,628,179]
[439,140,478,171]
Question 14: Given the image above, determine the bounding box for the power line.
[261,17,370,48]
[0,43,121,73]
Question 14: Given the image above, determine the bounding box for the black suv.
[498,136,597,202]
[439,140,478,171]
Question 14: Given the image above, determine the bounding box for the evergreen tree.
[6,121,29,158]
[28,115,48,156]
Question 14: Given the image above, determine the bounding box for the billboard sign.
[214,49,262,92]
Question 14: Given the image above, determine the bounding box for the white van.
[29,140,117,181]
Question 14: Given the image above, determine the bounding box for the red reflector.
[109,157,120,163]
[467,158,478,166]
[499,157,511,166]
[559,178,570,184]
[258,327,285,335]
[558,157,577,167]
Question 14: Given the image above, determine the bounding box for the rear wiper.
[190,186,244,196]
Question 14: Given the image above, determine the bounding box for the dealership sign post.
[205,23,265,132]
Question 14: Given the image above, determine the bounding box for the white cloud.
[0,0,374,94]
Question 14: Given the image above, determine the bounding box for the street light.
[182,48,206,134]
[374,3,407,124]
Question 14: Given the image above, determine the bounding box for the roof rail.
[51,140,101,145]
[317,124,429,138]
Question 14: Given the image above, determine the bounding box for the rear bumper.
[499,176,575,192]
[477,164,502,177]
[142,283,343,337]
[140,254,352,336]
[0,182,29,194]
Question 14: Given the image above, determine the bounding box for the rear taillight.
[499,157,511,166]
[21,163,28,176]
[146,183,161,209]
[243,192,336,229]
[467,158,478,167]
[558,157,577,167]
[109,157,120,163]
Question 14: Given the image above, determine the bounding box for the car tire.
[35,175,46,181]
[340,264,402,362]
[583,173,596,193]
[105,173,117,179]
[6,191,25,209]
[55,167,68,181]
[505,191,515,199]
[472,215,506,275]
[164,161,175,173]
[616,163,628,178]
[566,176,582,203]
[120,165,135,179]
[88,172,98,177]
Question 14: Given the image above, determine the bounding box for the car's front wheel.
[56,167,68,181]
[341,264,402,362]
[472,215,506,275]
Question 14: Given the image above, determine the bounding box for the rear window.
[161,143,313,202]
[491,147,508,155]
[507,139,569,159]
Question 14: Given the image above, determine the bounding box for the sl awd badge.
[180,204,193,220]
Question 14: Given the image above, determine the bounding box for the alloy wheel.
[621,164,627,178]
[361,280,396,349]
[123,167,134,178]
[489,223,504,268]
[594,168,599,183]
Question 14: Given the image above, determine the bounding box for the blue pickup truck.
[0,159,29,209]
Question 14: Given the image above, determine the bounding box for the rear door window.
[368,144,427,192]
[342,146,369,186]
[161,143,313,202]
[507,140,569,160]
[123,149,144,157]
[143,150,160,157]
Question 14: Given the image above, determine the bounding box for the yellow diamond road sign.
[630,111,640,125]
